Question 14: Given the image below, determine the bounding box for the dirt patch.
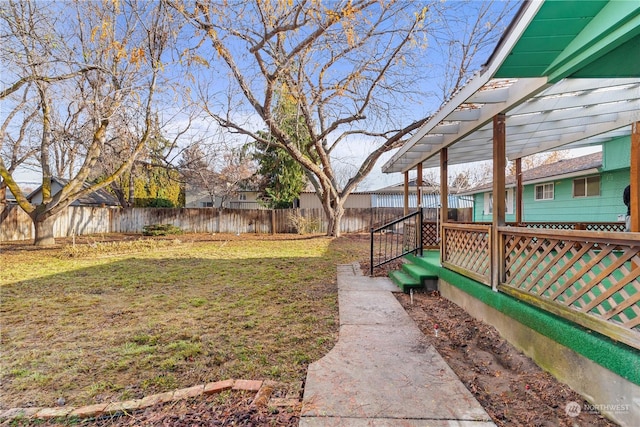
[395,289,617,427]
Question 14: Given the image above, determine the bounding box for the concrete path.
[299,263,495,426]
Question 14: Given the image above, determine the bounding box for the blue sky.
[5,1,535,192]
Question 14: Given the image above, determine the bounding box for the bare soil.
[395,289,618,427]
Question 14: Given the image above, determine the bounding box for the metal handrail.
[370,210,423,276]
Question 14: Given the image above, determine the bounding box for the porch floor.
[299,263,494,426]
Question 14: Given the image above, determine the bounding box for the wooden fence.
[0,205,412,242]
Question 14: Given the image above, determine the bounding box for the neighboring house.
[184,186,265,209]
[461,137,630,223]
[368,180,473,209]
[27,177,120,207]
[4,182,39,205]
[298,191,371,209]
[298,180,473,210]
[186,180,474,211]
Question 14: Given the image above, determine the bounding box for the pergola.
[379,0,640,349]
[384,0,639,223]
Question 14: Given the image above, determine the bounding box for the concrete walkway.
[300,263,495,426]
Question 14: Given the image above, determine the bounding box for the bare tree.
[508,151,570,175]
[0,0,176,245]
[431,0,517,102]
[180,143,255,209]
[0,83,39,209]
[173,0,513,236]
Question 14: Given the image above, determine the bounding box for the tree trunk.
[128,172,135,207]
[32,213,57,246]
[0,181,6,214]
[326,202,345,237]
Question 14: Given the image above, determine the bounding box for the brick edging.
[0,379,293,422]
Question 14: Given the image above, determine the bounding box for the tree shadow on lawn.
[1,235,370,410]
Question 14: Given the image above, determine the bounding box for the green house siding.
[602,137,631,171]
[473,193,516,222]
[473,169,629,223]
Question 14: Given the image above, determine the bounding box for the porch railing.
[441,223,492,286]
[422,221,625,249]
[438,221,639,349]
[498,226,640,350]
[370,210,423,276]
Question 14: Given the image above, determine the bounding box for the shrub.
[288,211,321,234]
[142,224,183,236]
[60,238,182,258]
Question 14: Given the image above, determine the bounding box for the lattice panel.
[521,222,575,230]
[403,223,418,250]
[503,234,640,333]
[422,222,440,248]
[444,228,490,283]
[586,223,626,232]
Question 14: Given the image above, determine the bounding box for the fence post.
[370,227,374,277]
[271,209,276,235]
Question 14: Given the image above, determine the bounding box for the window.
[484,189,514,215]
[573,176,600,197]
[535,183,554,200]
[202,202,213,207]
[238,193,247,201]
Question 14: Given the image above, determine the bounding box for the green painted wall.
[602,137,631,171]
[473,193,516,222]
[473,168,630,223]
[523,168,629,222]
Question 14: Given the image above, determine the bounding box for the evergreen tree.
[253,85,309,209]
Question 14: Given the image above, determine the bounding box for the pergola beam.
[382,78,639,173]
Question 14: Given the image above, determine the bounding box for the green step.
[402,263,438,282]
[405,252,442,275]
[389,270,422,293]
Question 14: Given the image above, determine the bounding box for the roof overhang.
[382,0,640,174]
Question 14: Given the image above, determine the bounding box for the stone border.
[0,379,299,422]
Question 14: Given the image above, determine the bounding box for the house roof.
[373,179,466,194]
[460,151,603,195]
[382,0,640,174]
[27,177,119,206]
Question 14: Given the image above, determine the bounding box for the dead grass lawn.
[0,233,370,409]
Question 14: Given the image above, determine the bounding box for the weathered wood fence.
[1,205,430,242]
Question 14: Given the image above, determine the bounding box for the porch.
[371,216,639,426]
[374,1,640,425]
[372,219,638,346]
